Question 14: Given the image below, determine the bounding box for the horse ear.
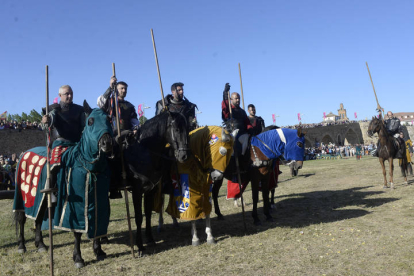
[83,100,92,117]
[221,127,231,143]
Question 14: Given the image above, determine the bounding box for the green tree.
[28,109,42,123]
[139,116,148,126]
[7,114,12,122]
[13,114,22,122]
[21,112,28,121]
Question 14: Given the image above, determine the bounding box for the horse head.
[165,111,190,163]
[81,100,114,164]
[367,116,382,137]
[283,127,306,170]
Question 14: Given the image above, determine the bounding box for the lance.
[227,90,247,232]
[41,65,54,276]
[112,63,135,258]
[365,62,384,118]
[238,63,245,110]
[151,29,166,109]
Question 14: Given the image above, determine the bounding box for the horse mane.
[138,112,187,148]
[263,125,279,132]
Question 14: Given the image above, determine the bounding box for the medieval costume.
[155,94,197,131]
[249,115,265,136]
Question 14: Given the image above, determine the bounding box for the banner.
[272,114,276,124]
[137,104,143,118]
[323,112,326,119]
[354,112,357,119]
[0,111,7,120]
[53,97,58,104]
[298,113,301,121]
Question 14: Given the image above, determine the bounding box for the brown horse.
[367,116,407,188]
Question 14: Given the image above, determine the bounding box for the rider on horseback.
[41,85,86,192]
[373,111,404,158]
[155,82,198,131]
[97,76,140,198]
[221,83,253,156]
[247,104,265,136]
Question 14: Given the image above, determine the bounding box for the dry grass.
[1,156,414,275]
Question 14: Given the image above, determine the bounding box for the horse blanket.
[13,108,112,239]
[167,126,233,220]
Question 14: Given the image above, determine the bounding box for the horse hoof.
[136,250,145,258]
[216,214,225,221]
[192,240,201,246]
[75,261,85,269]
[207,239,216,245]
[17,248,26,254]
[96,254,106,261]
[383,185,389,189]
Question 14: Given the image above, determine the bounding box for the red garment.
[221,100,253,131]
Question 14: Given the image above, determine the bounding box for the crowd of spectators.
[304,142,376,160]
[282,119,369,129]
[0,153,20,189]
[0,120,43,131]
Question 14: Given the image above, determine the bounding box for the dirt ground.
[1,156,414,275]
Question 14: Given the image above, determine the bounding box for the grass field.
[1,156,414,275]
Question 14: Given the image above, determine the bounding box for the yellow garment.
[399,139,413,165]
[166,126,233,220]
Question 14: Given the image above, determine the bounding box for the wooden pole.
[44,65,54,276]
[151,29,165,109]
[227,91,247,232]
[238,63,245,110]
[112,63,135,258]
[366,62,384,118]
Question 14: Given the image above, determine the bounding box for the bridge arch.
[321,134,334,145]
[344,128,359,145]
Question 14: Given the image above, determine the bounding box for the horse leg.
[270,188,276,210]
[379,159,388,188]
[191,221,200,246]
[158,205,164,233]
[389,158,395,189]
[93,238,106,261]
[251,173,261,226]
[73,232,85,269]
[144,191,155,246]
[205,215,215,245]
[16,211,27,253]
[34,199,48,253]
[212,179,224,220]
[261,176,273,222]
[132,186,145,257]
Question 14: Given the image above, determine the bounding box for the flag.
[0,111,7,120]
[53,97,58,104]
[272,114,276,124]
[323,112,326,119]
[298,113,301,121]
[137,104,143,118]
[354,112,357,119]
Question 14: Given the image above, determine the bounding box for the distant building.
[323,103,349,122]
[393,112,414,126]
[323,112,339,122]
[337,103,349,121]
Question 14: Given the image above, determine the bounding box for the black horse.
[120,111,189,256]
[367,116,407,188]
[212,127,305,225]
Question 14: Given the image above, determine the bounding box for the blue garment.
[251,128,305,161]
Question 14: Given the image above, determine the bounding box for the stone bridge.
[302,122,414,147]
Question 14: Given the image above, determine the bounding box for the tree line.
[6,109,43,123]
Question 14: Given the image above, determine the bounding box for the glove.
[223,83,230,100]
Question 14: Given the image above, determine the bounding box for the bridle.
[167,112,190,160]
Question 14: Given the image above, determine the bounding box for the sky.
[1,0,413,127]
